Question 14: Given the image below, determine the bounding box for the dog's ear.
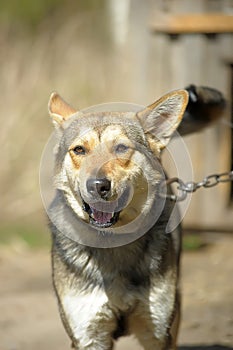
[136,90,189,149]
[48,92,77,128]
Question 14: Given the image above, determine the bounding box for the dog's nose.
[86,178,111,198]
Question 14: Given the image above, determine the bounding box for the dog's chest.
[68,245,158,310]
[54,232,166,312]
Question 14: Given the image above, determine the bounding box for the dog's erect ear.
[136,90,189,148]
[48,92,77,128]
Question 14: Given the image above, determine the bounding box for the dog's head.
[48,91,188,229]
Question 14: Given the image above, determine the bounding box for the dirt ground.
[0,232,232,350]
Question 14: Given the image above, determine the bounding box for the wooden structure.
[148,1,233,231]
[108,0,233,231]
[150,14,233,35]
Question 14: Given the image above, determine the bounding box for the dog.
[47,85,225,350]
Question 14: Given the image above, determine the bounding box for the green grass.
[0,223,50,249]
[183,233,205,251]
[0,223,205,251]
[0,0,63,27]
[0,0,107,28]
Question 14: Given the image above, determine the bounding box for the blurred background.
[0,0,233,243]
[0,0,233,349]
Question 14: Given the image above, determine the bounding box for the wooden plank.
[151,14,233,34]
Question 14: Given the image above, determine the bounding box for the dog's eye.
[115,144,129,154]
[73,146,86,155]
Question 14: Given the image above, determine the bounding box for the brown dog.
[47,86,225,350]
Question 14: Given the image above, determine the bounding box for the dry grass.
[1,2,230,230]
[0,10,141,223]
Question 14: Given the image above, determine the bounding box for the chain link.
[159,171,233,202]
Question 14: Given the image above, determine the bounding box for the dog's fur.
[48,86,225,350]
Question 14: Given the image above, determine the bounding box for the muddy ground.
[0,232,232,350]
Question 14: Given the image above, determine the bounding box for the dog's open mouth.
[80,186,132,228]
[82,200,120,228]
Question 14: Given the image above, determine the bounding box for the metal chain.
[159,170,233,202]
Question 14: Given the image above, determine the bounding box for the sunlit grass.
[0,222,205,251]
[183,233,206,251]
[0,223,50,248]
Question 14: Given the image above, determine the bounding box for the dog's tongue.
[90,207,113,224]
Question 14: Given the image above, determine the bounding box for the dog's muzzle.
[82,200,120,228]
[86,178,111,199]
[81,178,131,228]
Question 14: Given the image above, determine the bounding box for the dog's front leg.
[62,288,117,350]
[128,273,178,350]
